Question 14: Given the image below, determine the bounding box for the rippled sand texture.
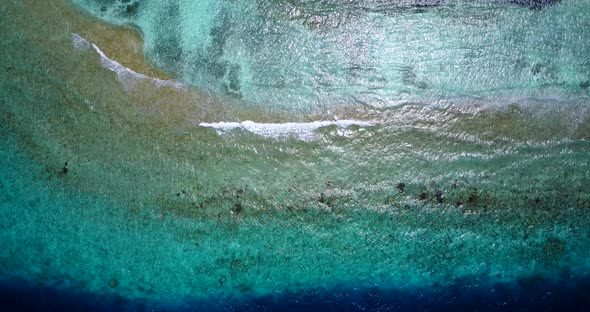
[1,0,590,308]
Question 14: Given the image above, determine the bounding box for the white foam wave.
[71,33,182,89]
[199,120,375,140]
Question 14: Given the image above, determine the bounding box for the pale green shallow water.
[1,0,590,307]
[73,0,590,110]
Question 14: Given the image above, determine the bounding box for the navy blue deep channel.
[1,273,590,311]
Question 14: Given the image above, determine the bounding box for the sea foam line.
[199,120,375,140]
[71,33,182,89]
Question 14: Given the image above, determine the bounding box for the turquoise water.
[73,0,590,110]
[1,0,590,310]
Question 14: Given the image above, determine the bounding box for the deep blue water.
[2,273,590,311]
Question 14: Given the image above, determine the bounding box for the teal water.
[73,0,590,110]
[1,0,590,310]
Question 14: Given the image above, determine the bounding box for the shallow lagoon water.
[1,0,590,311]
[73,0,590,110]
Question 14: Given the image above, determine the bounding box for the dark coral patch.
[510,0,561,10]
